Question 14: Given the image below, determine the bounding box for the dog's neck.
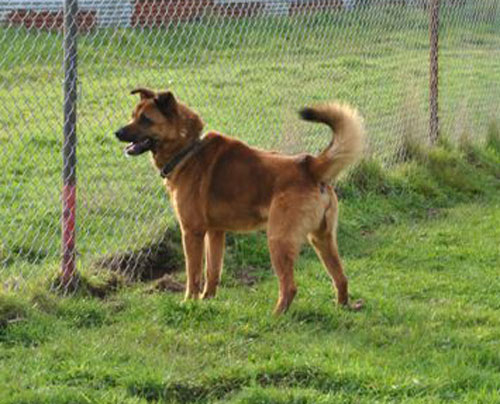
[150,138,191,168]
[151,136,206,179]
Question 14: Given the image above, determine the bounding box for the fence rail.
[1,0,499,288]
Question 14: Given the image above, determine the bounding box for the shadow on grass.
[127,364,447,403]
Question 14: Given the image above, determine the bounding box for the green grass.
[1,166,499,403]
[1,136,499,402]
[1,6,499,278]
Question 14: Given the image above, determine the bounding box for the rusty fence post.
[429,0,440,144]
[61,0,78,286]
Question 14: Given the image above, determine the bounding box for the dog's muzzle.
[115,128,154,156]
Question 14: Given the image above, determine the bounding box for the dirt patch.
[94,228,271,291]
[233,266,268,287]
[427,208,442,219]
[94,228,183,281]
[148,274,185,293]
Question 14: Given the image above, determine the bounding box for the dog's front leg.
[202,230,225,299]
[182,230,206,300]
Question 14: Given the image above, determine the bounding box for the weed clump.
[395,127,427,164]
[426,147,486,196]
[347,159,392,194]
[0,292,54,346]
[50,270,123,298]
[486,120,500,153]
[0,294,27,329]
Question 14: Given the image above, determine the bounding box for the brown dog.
[115,89,364,314]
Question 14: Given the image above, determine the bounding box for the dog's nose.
[115,129,125,139]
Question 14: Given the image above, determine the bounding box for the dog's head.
[115,88,204,156]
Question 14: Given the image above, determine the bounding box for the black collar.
[160,137,209,178]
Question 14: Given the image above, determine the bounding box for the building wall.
[0,0,133,29]
[1,0,442,31]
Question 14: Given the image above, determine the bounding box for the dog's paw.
[349,299,364,311]
[201,290,216,300]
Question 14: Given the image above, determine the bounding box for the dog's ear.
[131,88,155,100]
[155,91,178,117]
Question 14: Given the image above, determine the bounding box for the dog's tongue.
[124,139,152,156]
[125,142,142,155]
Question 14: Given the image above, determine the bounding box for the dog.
[115,88,364,314]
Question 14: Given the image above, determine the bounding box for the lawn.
[1,171,499,403]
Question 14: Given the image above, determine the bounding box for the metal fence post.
[429,0,440,144]
[61,0,78,285]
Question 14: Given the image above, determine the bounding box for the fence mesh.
[1,0,499,288]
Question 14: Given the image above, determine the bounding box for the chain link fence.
[1,0,499,289]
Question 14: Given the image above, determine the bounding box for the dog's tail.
[300,102,364,183]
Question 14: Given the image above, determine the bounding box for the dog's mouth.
[124,138,154,156]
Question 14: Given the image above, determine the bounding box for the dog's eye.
[139,114,153,126]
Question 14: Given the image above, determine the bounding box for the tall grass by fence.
[0,0,499,288]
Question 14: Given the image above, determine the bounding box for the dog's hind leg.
[308,188,349,306]
[267,202,303,314]
[268,237,299,315]
[202,230,225,299]
[267,191,323,314]
[182,230,206,300]
[309,230,348,306]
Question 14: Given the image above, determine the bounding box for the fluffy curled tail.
[300,102,364,182]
